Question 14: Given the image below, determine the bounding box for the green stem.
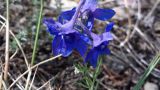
[31,0,43,65]
[133,53,160,90]
[90,57,102,90]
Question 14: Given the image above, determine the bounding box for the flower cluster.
[43,0,115,68]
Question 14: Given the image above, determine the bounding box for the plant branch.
[4,0,10,81]
[31,0,44,65]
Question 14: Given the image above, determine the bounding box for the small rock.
[144,82,159,90]
[113,6,135,20]
[10,4,23,13]
[154,21,160,31]
[50,0,77,10]
[154,21,160,37]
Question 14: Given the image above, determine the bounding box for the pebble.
[144,82,159,90]
[50,0,77,10]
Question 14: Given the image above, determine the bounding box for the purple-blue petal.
[61,28,77,35]
[63,41,74,57]
[98,47,111,55]
[95,42,110,55]
[81,0,98,12]
[58,8,76,24]
[63,34,76,57]
[52,35,66,56]
[86,12,94,31]
[74,35,88,58]
[100,32,113,41]
[85,49,99,68]
[91,33,102,47]
[43,18,59,35]
[99,23,114,41]
[106,22,114,32]
[52,35,74,57]
[80,34,92,45]
[93,8,115,21]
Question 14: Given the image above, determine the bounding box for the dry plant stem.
[2,80,7,90]
[96,79,111,90]
[0,61,3,90]
[99,0,115,5]
[0,21,5,25]
[4,0,10,81]
[2,30,30,88]
[2,60,24,89]
[144,0,160,21]
[29,67,38,90]
[0,74,2,90]
[0,23,5,32]
[10,30,29,67]
[37,76,55,90]
[0,15,6,21]
[119,0,132,47]
[135,26,154,49]
[113,0,160,77]
[0,15,6,32]
[127,42,160,78]
[10,49,18,60]
[8,73,24,90]
[8,54,62,89]
[49,83,53,90]
[20,73,38,89]
[111,32,142,74]
[25,65,32,90]
[124,0,132,28]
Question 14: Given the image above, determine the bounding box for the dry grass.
[0,0,160,89]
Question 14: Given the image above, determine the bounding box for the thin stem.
[31,0,43,65]
[90,57,102,90]
[133,53,160,90]
[4,0,10,80]
[70,0,85,28]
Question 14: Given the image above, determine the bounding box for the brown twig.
[4,0,10,80]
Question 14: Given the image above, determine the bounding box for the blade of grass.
[31,0,44,65]
[133,53,160,90]
[27,1,43,88]
[90,57,102,90]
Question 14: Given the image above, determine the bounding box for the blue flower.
[43,0,88,57]
[44,17,89,57]
[81,0,115,31]
[43,0,116,68]
[85,22,114,68]
[52,32,88,57]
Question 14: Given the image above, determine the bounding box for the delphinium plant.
[43,0,115,89]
